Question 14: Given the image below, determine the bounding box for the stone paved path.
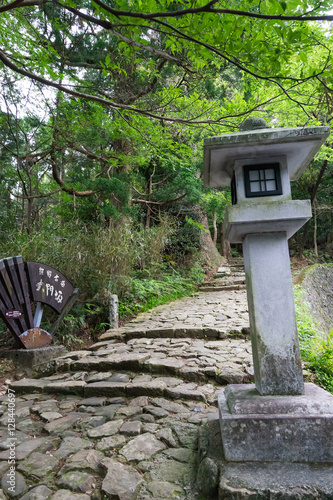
[0,259,253,500]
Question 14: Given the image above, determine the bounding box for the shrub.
[294,285,333,393]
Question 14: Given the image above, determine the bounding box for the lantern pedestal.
[218,383,333,462]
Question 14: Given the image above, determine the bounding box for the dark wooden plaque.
[25,262,75,314]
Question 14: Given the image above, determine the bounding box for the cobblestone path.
[0,259,254,500]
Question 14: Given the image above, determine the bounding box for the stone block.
[84,382,127,397]
[0,346,65,376]
[219,383,333,462]
[219,462,333,499]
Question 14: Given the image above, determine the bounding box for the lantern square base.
[218,383,333,462]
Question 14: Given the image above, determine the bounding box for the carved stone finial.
[239,117,268,131]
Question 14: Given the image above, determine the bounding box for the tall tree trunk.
[298,159,327,255]
[194,206,222,266]
[212,211,217,244]
[219,222,231,259]
[314,200,318,257]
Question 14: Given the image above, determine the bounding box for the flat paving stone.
[147,481,185,498]
[44,413,82,434]
[61,449,105,474]
[56,471,95,493]
[50,490,90,500]
[53,436,92,458]
[1,470,28,498]
[101,458,144,500]
[17,452,59,478]
[19,485,53,500]
[119,433,166,461]
[96,435,127,451]
[87,419,123,438]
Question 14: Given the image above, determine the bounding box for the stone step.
[199,285,247,292]
[99,325,250,343]
[9,356,253,399]
[202,279,246,286]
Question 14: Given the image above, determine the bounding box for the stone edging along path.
[0,259,257,499]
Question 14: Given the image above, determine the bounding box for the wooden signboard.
[25,262,75,314]
[0,256,78,349]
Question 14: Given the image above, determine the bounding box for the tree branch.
[8,188,62,200]
[0,0,47,14]
[132,193,187,206]
[91,0,333,22]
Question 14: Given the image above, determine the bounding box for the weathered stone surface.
[196,457,219,497]
[0,261,269,500]
[147,460,194,485]
[87,419,123,438]
[132,413,155,423]
[120,421,142,436]
[77,415,105,430]
[150,397,188,414]
[116,405,142,418]
[105,352,150,370]
[79,397,107,406]
[146,358,185,373]
[156,428,178,448]
[50,490,90,500]
[8,379,47,393]
[219,383,333,462]
[1,470,28,498]
[127,381,166,397]
[16,418,44,434]
[108,373,131,383]
[216,366,246,384]
[56,471,95,493]
[165,386,206,402]
[143,406,169,419]
[0,430,32,450]
[62,449,105,474]
[171,423,198,449]
[96,435,126,451]
[40,411,63,422]
[219,462,333,499]
[243,232,304,395]
[84,382,126,397]
[101,458,144,500]
[44,413,82,435]
[146,481,185,498]
[19,485,53,500]
[44,381,86,396]
[163,448,196,463]
[0,437,53,460]
[17,452,59,478]
[119,433,166,461]
[53,436,92,459]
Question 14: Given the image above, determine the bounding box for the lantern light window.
[244,163,282,198]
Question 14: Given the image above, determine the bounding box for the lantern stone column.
[243,231,304,395]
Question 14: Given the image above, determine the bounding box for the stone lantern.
[204,118,333,462]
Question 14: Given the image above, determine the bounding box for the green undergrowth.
[294,285,333,394]
[117,264,205,318]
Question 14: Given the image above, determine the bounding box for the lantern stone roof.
[204,125,330,187]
